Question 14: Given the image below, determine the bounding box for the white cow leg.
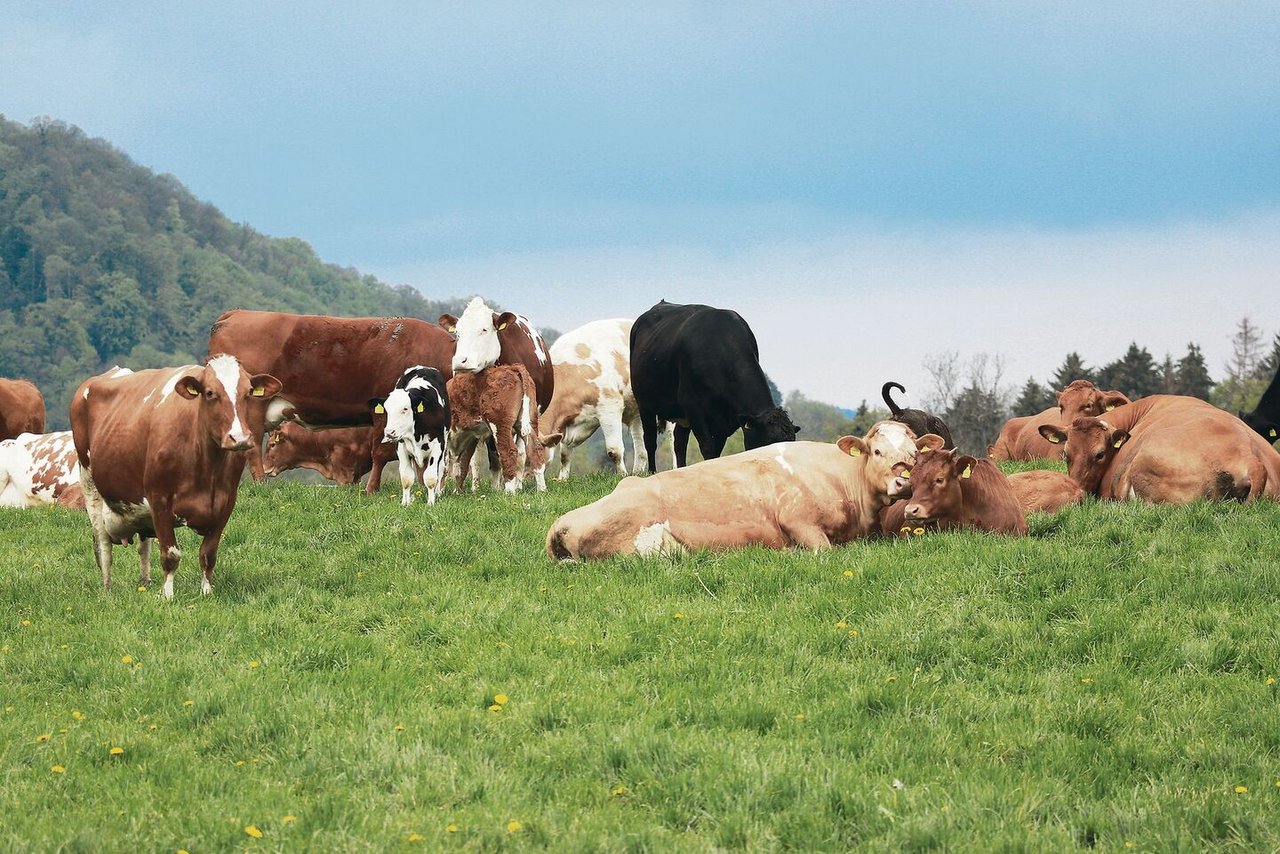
[599,409,628,475]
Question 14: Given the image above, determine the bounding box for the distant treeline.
[0,115,470,428]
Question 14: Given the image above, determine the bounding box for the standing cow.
[440,297,554,408]
[447,364,547,494]
[1241,362,1280,445]
[1,378,46,440]
[989,380,1130,461]
[207,310,456,482]
[539,318,670,478]
[371,366,451,506]
[881,382,955,450]
[71,356,281,598]
[630,301,799,473]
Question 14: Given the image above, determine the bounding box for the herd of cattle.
[2,297,1279,596]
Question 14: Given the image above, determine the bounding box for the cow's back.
[0,378,46,440]
[1006,470,1084,515]
[990,408,1063,461]
[959,462,1028,534]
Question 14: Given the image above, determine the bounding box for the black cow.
[881,382,956,450]
[1240,363,1280,445]
[369,366,451,506]
[630,301,799,472]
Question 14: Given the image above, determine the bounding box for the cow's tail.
[881,382,906,416]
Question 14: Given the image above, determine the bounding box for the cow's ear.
[1102,391,1130,411]
[368,397,386,415]
[1038,425,1067,444]
[954,455,977,479]
[438,314,459,334]
[916,433,945,451]
[493,311,517,331]
[249,374,281,400]
[1110,429,1130,449]
[178,377,202,399]
[837,436,869,457]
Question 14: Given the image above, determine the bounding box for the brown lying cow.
[447,364,548,493]
[0,378,46,440]
[1039,395,1280,503]
[0,430,83,509]
[71,357,281,598]
[262,422,397,492]
[546,421,945,561]
[1006,469,1084,515]
[881,449,1027,536]
[207,309,456,482]
[989,380,1130,461]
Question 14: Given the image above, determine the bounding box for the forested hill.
[0,115,469,428]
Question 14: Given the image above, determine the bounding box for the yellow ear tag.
[1271,428,1277,438]
[849,446,861,456]
[919,447,932,453]
[374,404,385,414]
[497,322,508,330]
[1105,404,1115,411]
[1046,434,1060,444]
[185,384,199,397]
[1113,437,1124,448]
[961,465,972,479]
[446,325,456,334]
[416,402,424,413]
[251,387,264,397]
[901,470,911,478]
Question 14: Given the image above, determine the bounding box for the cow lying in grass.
[989,380,1130,461]
[1006,470,1085,515]
[1039,395,1280,503]
[263,422,397,492]
[0,430,83,509]
[881,448,1027,537]
[546,421,944,561]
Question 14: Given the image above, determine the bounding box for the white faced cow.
[370,366,451,506]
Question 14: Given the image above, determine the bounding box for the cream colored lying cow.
[546,421,943,560]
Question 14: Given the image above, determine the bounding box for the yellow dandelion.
[1124,843,1136,850]
[235,760,246,766]
[445,824,459,833]
[794,713,806,721]
[72,710,83,720]
[51,764,65,773]
[406,832,424,842]
[244,824,263,838]
[109,746,124,756]
[2,645,9,652]
[506,820,523,833]
[1235,785,1248,794]
[611,785,628,796]
[60,644,69,650]
[1080,677,1094,684]
[494,693,509,705]
[36,733,51,743]
[120,655,133,664]
[282,815,297,823]
[842,570,854,578]
[393,724,405,732]
[59,728,68,734]
[20,619,30,627]
[356,571,364,578]
[835,620,848,629]
[148,724,158,731]
[1267,677,1276,686]
[137,586,147,592]
[183,700,194,706]
[847,629,859,638]
[673,612,685,620]
[885,675,897,682]
[488,704,503,712]
[178,850,190,854]
[248,660,260,669]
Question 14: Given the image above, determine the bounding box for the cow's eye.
[204,389,215,400]
[873,449,881,456]
[1094,451,1106,461]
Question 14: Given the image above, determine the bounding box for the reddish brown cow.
[1006,470,1084,515]
[989,381,1130,461]
[440,297,554,410]
[71,356,281,598]
[263,422,397,491]
[447,364,548,493]
[881,449,1027,536]
[207,310,455,481]
[1039,395,1280,503]
[0,378,46,440]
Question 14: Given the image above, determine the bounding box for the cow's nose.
[905,503,921,518]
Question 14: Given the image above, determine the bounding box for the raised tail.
[881,382,906,416]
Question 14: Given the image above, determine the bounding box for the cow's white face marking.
[82,388,90,400]
[774,446,795,475]
[452,297,503,373]
[382,388,415,443]
[878,421,915,456]
[208,355,249,445]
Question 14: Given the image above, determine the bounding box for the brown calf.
[1006,470,1084,515]
[263,422,397,493]
[882,448,1027,536]
[447,364,547,493]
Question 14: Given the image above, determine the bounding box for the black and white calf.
[370,366,451,505]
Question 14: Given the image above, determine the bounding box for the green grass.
[2,469,1279,851]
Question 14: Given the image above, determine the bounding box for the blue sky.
[3,2,1278,407]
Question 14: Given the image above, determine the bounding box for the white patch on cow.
[162,574,174,600]
[200,575,212,595]
[208,354,249,444]
[166,545,181,561]
[516,317,549,365]
[878,421,915,456]
[82,388,90,400]
[264,397,294,428]
[774,445,795,475]
[102,499,153,544]
[382,388,414,443]
[156,368,188,406]
[109,366,133,378]
[634,520,683,557]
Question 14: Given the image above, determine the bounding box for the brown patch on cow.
[574,343,591,359]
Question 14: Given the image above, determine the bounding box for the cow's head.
[741,407,800,450]
[900,448,978,529]
[1239,410,1279,444]
[836,421,945,505]
[441,297,517,374]
[372,382,447,446]
[1057,380,1130,423]
[261,425,295,477]
[1039,417,1128,494]
[179,355,281,451]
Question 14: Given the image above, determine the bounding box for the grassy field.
[2,465,1279,851]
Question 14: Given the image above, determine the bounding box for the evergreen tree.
[1050,352,1093,391]
[1214,317,1267,412]
[1012,376,1054,416]
[1098,343,1160,399]
[1255,332,1280,382]
[1174,343,1214,400]
[1159,354,1177,394]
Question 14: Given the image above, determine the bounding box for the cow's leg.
[80,467,115,590]
[696,431,728,461]
[673,424,692,468]
[493,418,521,492]
[780,521,833,552]
[137,537,153,587]
[627,417,648,474]
[197,529,224,596]
[423,434,446,505]
[397,443,417,506]
[150,506,182,601]
[485,436,502,490]
[640,410,660,474]
[454,437,477,493]
[599,405,628,475]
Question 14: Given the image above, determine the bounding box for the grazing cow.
[370,366,451,506]
[447,364,547,493]
[1039,395,1280,503]
[0,431,82,508]
[262,422,397,491]
[630,300,799,472]
[207,309,456,481]
[881,449,1027,536]
[539,318,671,478]
[0,378,46,440]
[989,381,1131,461]
[546,422,944,561]
[881,382,955,450]
[1241,363,1280,445]
[70,356,282,598]
[440,297,554,409]
[1006,470,1085,515]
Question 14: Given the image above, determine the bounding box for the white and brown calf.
[446,364,547,493]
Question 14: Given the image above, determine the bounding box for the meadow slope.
[2,471,1278,851]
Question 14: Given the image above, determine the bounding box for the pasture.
[2,469,1279,851]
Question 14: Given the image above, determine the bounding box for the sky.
[3,1,1278,409]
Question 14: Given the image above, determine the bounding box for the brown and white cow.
[1,378,46,440]
[440,297,554,409]
[1039,395,1280,503]
[447,363,547,493]
[989,381,1131,461]
[881,449,1028,536]
[1006,469,1085,515]
[262,422,397,491]
[539,318,671,478]
[0,431,83,509]
[546,422,944,561]
[207,309,455,481]
[71,356,281,598]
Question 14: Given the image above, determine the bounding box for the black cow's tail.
[881,382,906,416]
